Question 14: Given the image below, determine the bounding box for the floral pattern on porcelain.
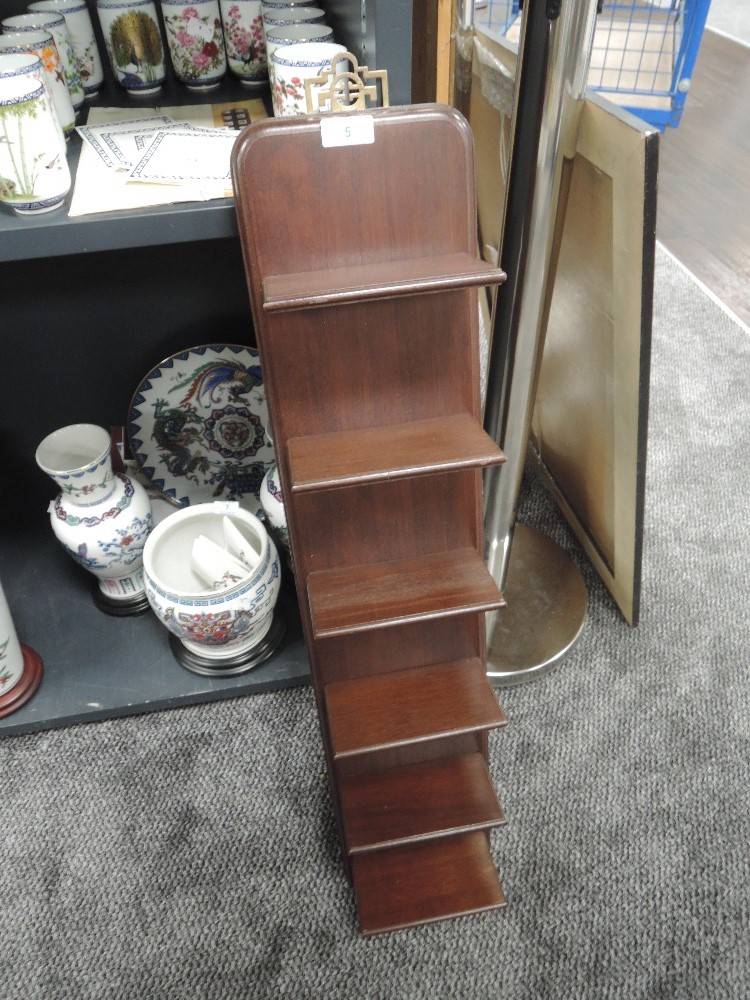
[145,530,281,653]
[259,464,289,552]
[10,13,86,104]
[52,474,154,580]
[221,2,266,83]
[63,512,152,572]
[48,1,103,93]
[162,2,226,87]
[272,71,306,116]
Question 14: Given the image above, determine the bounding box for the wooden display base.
[169,610,286,677]
[0,645,43,719]
[92,580,151,617]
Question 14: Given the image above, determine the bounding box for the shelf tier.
[325,658,507,758]
[307,548,506,638]
[288,413,505,492]
[339,752,505,854]
[352,830,506,936]
[261,252,506,312]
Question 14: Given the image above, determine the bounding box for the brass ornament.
[304,51,389,113]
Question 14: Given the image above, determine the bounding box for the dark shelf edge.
[0,529,310,739]
[0,74,272,262]
[0,667,309,739]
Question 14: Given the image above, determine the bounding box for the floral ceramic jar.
[160,0,227,90]
[219,0,266,87]
[143,502,283,674]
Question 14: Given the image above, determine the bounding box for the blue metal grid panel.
[474,0,713,129]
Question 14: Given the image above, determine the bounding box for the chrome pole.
[482,0,599,684]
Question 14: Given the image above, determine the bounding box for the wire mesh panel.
[474,0,712,128]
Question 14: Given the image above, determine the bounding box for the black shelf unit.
[0,0,416,736]
[0,12,301,737]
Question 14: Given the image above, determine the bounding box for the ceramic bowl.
[143,502,281,668]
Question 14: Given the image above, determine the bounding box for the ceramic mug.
[219,0,266,87]
[261,5,325,33]
[0,31,76,139]
[0,55,70,215]
[271,41,346,117]
[28,0,104,97]
[96,0,166,97]
[264,21,332,86]
[160,0,227,91]
[261,0,320,10]
[1,12,84,111]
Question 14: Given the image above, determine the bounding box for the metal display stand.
[482,0,600,684]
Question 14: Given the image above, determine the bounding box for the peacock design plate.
[128,344,275,512]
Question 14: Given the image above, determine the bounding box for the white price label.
[320,115,375,148]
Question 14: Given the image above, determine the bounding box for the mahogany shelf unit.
[232,103,509,936]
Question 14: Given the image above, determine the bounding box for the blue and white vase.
[36,424,153,614]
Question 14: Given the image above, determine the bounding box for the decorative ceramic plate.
[128,344,275,513]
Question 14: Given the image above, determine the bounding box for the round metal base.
[169,609,286,677]
[92,580,151,617]
[0,644,44,718]
[486,524,588,687]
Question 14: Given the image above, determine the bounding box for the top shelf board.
[231,105,492,292]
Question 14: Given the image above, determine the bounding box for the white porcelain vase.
[35,424,153,613]
[143,501,283,674]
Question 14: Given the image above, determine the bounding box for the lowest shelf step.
[352,830,506,936]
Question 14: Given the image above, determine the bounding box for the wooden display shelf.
[338,752,506,853]
[262,252,507,312]
[232,103,509,935]
[307,549,506,638]
[325,658,507,758]
[352,831,506,936]
[287,413,504,491]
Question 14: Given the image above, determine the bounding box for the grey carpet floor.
[2,244,749,999]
